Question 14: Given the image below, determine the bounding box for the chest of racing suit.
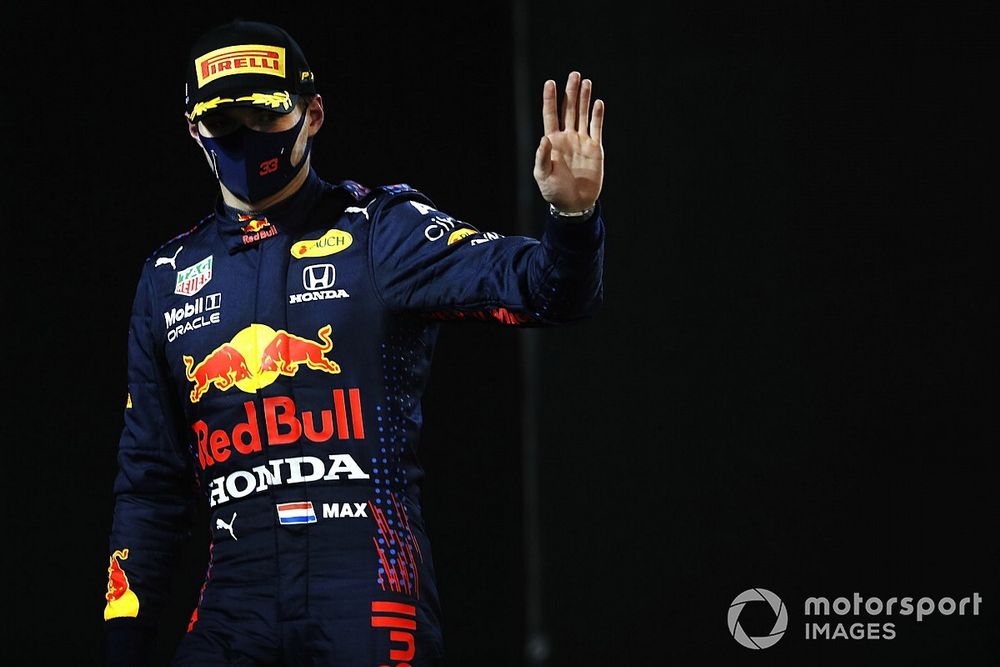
[103,166,605,664]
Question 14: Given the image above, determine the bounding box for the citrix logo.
[728,588,788,649]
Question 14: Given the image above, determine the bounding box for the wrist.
[549,202,596,220]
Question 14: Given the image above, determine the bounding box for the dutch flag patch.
[276,501,318,525]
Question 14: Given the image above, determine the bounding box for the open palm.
[533,71,605,213]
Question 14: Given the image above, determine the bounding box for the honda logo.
[303,264,336,291]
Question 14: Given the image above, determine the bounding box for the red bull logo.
[104,549,140,620]
[259,327,341,375]
[183,344,253,403]
[182,324,340,403]
[192,389,367,469]
[238,214,271,233]
[237,214,278,245]
[372,601,417,666]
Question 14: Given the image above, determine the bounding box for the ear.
[186,113,203,146]
[305,94,324,136]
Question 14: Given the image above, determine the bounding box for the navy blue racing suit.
[103,166,605,665]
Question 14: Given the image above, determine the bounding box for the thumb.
[534,135,551,178]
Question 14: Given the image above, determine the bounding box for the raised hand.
[533,71,605,213]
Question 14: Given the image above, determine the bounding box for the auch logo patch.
[195,44,286,87]
[291,230,353,258]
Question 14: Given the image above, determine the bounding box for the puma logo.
[345,200,375,220]
[155,246,183,270]
[215,512,237,540]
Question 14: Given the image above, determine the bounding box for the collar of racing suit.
[214,166,345,254]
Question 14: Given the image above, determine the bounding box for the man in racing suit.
[103,19,606,666]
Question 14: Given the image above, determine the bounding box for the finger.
[541,80,559,136]
[590,99,604,145]
[562,71,579,132]
[578,78,592,137]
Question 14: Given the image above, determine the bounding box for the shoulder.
[319,177,431,206]
[366,184,481,247]
[143,213,215,267]
[315,177,435,222]
[366,182,437,215]
[377,182,437,211]
[327,179,445,230]
[367,182,457,223]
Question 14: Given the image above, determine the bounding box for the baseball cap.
[185,19,316,121]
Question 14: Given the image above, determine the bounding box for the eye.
[199,115,238,136]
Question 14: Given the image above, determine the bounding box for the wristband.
[549,202,596,219]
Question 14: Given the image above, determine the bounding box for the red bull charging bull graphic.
[237,213,271,233]
[183,324,340,403]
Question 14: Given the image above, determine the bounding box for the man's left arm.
[370,70,606,326]
[370,195,605,325]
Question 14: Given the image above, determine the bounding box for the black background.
[10,1,996,665]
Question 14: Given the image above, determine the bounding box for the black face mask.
[199,110,312,204]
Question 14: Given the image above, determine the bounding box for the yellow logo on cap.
[195,44,286,87]
[190,91,294,120]
[234,91,294,111]
[191,96,235,118]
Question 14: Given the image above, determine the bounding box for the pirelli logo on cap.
[195,44,286,87]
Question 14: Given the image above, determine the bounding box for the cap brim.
[189,89,299,120]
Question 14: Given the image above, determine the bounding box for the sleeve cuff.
[543,198,605,255]
[104,620,157,666]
